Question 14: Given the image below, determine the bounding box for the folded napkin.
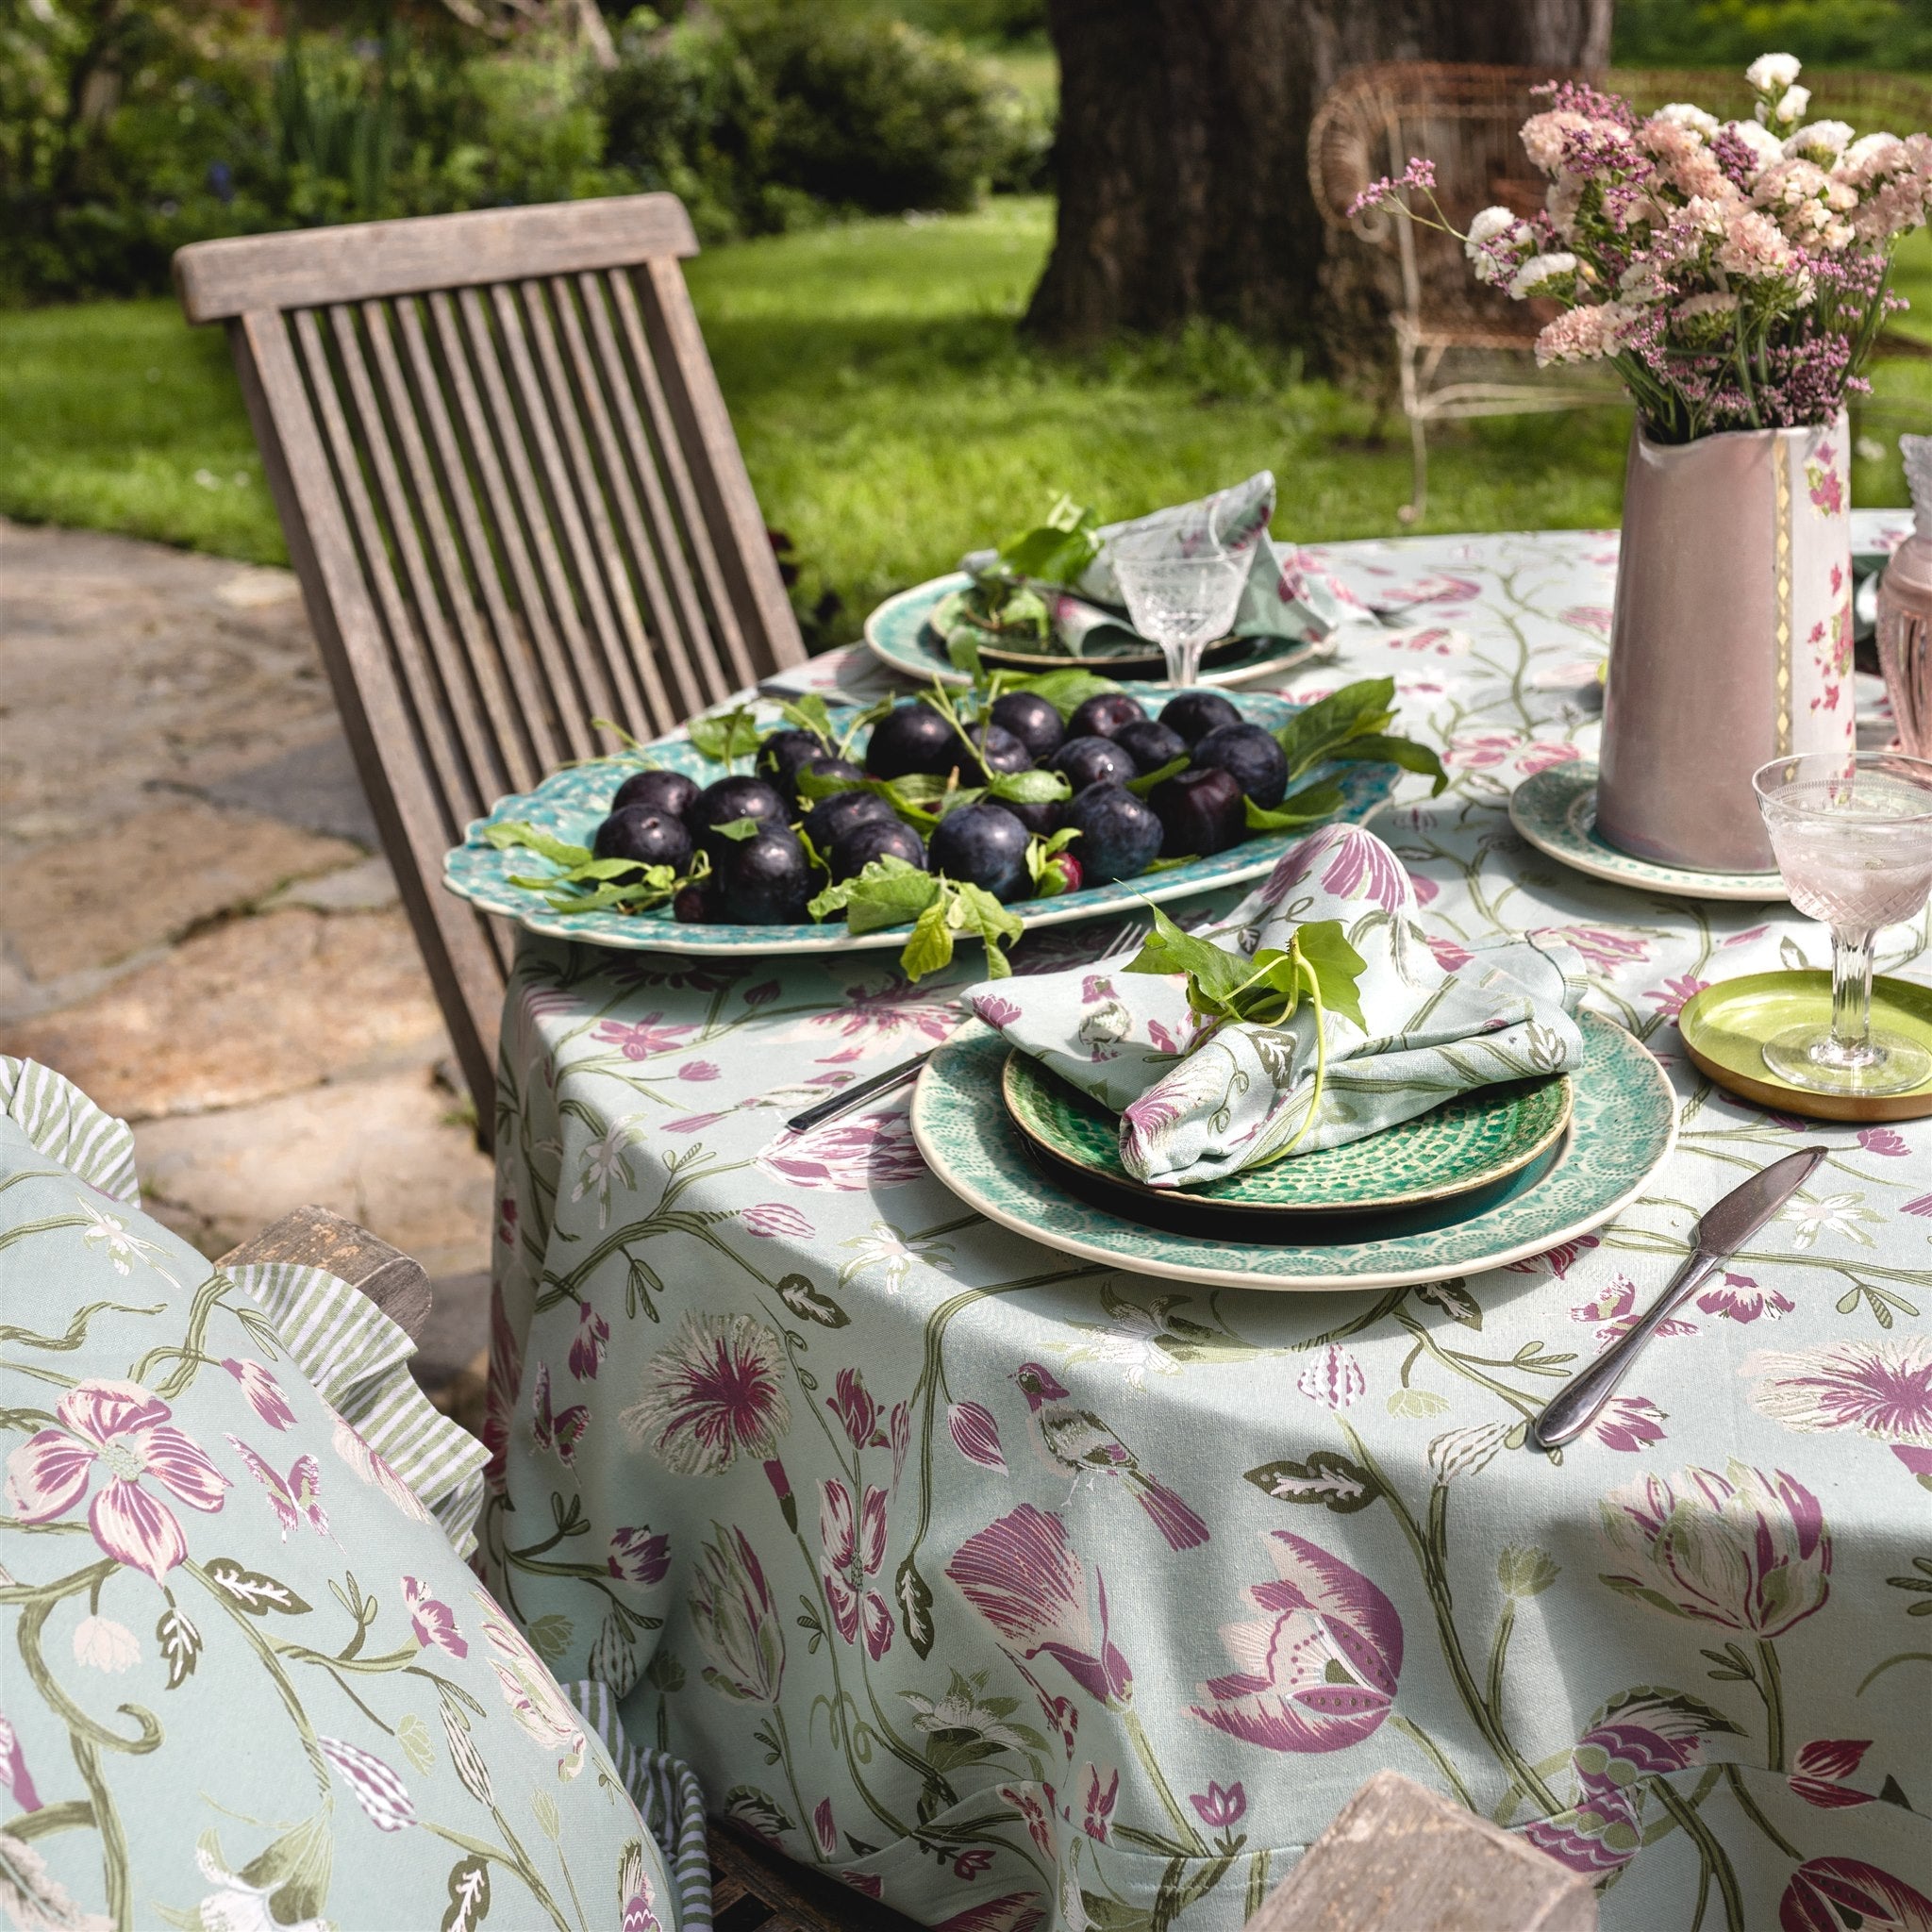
[967,824,1587,1191]
[961,471,1354,658]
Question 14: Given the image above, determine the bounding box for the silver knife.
[1531,1146,1827,1452]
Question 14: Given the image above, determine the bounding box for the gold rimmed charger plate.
[999,1052,1574,1220]
[1678,971,1932,1123]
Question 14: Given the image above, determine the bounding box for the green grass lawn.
[5,197,1932,634]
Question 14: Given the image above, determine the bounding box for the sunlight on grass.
[3,199,1930,629]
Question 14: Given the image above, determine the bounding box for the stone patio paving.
[0,518,491,1426]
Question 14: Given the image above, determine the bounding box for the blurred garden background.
[7,0,1932,639]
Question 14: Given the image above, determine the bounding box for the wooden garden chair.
[174,197,807,1150]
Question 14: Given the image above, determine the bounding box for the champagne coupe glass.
[1108,527,1253,689]
[1752,750,1932,1095]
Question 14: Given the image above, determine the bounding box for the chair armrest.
[1242,1772,1596,1932]
[219,1205,433,1344]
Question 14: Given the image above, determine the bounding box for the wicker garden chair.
[175,197,807,1150]
[1308,62,1932,522]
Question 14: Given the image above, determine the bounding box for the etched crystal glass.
[1753,750,1932,1094]
[1108,526,1252,689]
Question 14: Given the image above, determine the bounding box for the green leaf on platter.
[796,766,942,829]
[441,1855,491,1932]
[808,856,943,933]
[1024,825,1081,897]
[896,1554,937,1657]
[709,816,762,842]
[686,704,762,765]
[1242,784,1346,833]
[997,494,1102,586]
[1143,853,1197,871]
[205,1557,312,1617]
[776,1273,849,1328]
[1124,904,1258,1009]
[158,1605,201,1688]
[483,821,593,869]
[946,880,1024,979]
[1326,732,1449,794]
[776,692,836,746]
[900,899,957,981]
[525,1613,573,1662]
[1274,677,1398,777]
[1242,1451,1382,1513]
[986,767,1072,806]
[1293,919,1369,1033]
[589,715,650,754]
[1125,755,1190,798]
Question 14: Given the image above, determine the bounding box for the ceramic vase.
[1598,413,1855,874]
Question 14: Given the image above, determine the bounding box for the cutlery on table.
[1530,1145,1826,1451]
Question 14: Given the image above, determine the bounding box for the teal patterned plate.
[1001,1052,1574,1216]
[1509,762,1788,902]
[910,1013,1674,1291]
[442,688,1397,958]
[864,574,1328,691]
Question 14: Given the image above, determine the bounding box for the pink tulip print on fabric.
[486,517,1932,1931]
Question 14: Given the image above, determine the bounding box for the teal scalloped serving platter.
[864,573,1328,691]
[1509,762,1788,902]
[441,687,1398,958]
[1001,1052,1574,1216]
[910,1014,1674,1291]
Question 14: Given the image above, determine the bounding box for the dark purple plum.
[1158,691,1242,746]
[1066,692,1147,741]
[1149,766,1245,858]
[989,691,1065,762]
[1060,782,1163,885]
[1001,794,1062,838]
[612,767,699,819]
[794,754,864,797]
[1191,722,1289,809]
[592,807,693,876]
[684,774,791,853]
[801,788,896,855]
[1114,718,1189,775]
[712,827,814,923]
[1052,735,1136,792]
[829,818,926,883]
[673,882,709,923]
[927,802,1032,903]
[756,728,831,794]
[865,702,962,779]
[957,723,1032,778]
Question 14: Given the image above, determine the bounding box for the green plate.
[909,1013,1674,1292]
[1678,970,1932,1123]
[864,573,1327,691]
[1509,762,1788,902]
[1000,1052,1573,1217]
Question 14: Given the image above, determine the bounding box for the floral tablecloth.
[484,517,1932,1932]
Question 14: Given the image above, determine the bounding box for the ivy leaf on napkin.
[996,494,1102,585]
[1125,904,1367,1032]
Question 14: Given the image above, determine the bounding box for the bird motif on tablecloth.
[1012,1361,1208,1550]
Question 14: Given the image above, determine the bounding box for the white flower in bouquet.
[1755,158,1858,252]
[1768,85,1811,129]
[1641,114,1736,203]
[1534,301,1635,365]
[1838,131,1907,184]
[1717,208,1806,284]
[1744,52,1802,94]
[1653,102,1721,139]
[1508,251,1583,299]
[1723,118,1789,175]
[1521,109,1591,174]
[1785,120,1855,163]
[1464,206,1533,284]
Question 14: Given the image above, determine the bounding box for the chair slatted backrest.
[175,198,805,1147]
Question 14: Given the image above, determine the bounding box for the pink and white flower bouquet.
[1354,57,1932,441]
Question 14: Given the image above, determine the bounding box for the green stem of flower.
[1723,1764,1802,1862]
[1124,1708,1211,1857]
[769,1704,818,1859]
[1653,1779,1744,1932]
[1756,1638,1787,1773]
[1390,1713,1477,1811]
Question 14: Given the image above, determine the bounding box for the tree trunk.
[1027,0,1611,363]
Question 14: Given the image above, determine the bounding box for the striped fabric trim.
[229,1258,489,1560]
[568,1678,714,1932]
[0,1057,139,1204]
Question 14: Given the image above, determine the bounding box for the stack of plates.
[909,1013,1675,1291]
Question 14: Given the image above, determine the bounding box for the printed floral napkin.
[961,471,1357,657]
[967,824,1588,1190]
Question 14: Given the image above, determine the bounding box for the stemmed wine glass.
[1753,751,1932,1095]
[1108,526,1253,689]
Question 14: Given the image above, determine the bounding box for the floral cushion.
[0,1068,695,1932]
